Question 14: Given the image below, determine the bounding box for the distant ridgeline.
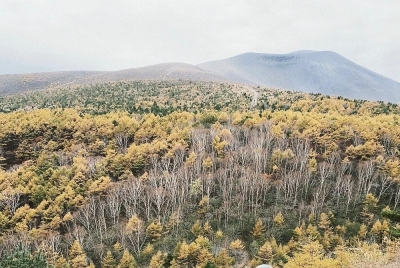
[1,80,400,267]
[2,51,400,103]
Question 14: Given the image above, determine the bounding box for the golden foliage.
[149,251,167,268]
[101,250,116,268]
[229,239,245,251]
[126,214,143,234]
[214,249,234,268]
[146,221,163,241]
[274,211,285,227]
[118,249,137,268]
[251,219,265,238]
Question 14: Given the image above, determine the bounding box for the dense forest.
[1,81,400,267]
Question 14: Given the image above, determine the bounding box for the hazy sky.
[1,0,399,82]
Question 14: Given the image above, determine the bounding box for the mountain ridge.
[0,63,226,96]
[198,51,400,102]
[1,50,399,102]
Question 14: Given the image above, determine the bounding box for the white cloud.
[1,0,399,81]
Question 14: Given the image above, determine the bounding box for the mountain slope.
[0,71,104,96]
[198,51,400,102]
[80,62,226,83]
[0,63,225,96]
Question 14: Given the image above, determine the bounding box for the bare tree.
[355,161,376,204]
[0,189,21,215]
[115,132,129,154]
[106,187,122,225]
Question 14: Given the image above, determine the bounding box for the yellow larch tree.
[101,250,116,268]
[149,251,167,268]
[274,211,285,227]
[69,240,88,268]
[251,219,265,239]
[146,221,163,241]
[214,249,234,268]
[117,249,137,268]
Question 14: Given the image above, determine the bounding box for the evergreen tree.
[0,246,48,268]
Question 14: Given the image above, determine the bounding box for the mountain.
[198,51,400,103]
[81,62,226,84]
[1,51,400,102]
[0,63,225,96]
[0,71,104,96]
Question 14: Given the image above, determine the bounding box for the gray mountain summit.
[198,51,400,102]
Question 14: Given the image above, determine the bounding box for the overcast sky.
[1,0,399,82]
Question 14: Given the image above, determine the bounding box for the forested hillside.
[2,81,400,116]
[1,81,400,267]
[0,81,251,115]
